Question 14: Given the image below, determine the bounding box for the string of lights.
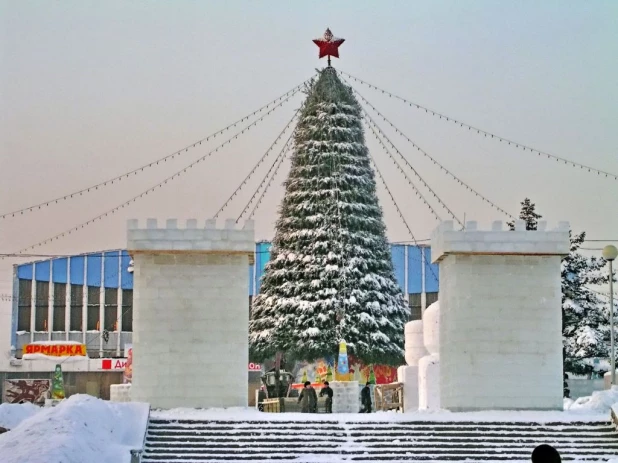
[350,85,515,220]
[6,93,302,258]
[364,118,442,223]
[237,132,295,222]
[248,144,292,220]
[213,112,298,219]
[364,109,463,227]
[340,70,618,182]
[368,153,438,283]
[0,80,312,220]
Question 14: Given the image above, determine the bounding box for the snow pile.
[0,402,40,429]
[565,385,618,413]
[0,395,149,463]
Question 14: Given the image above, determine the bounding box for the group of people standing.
[298,381,373,413]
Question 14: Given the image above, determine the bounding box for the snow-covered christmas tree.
[249,67,409,366]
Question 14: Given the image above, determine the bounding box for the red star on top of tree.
[313,28,345,65]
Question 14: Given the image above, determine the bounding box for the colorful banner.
[24,343,86,357]
[3,379,50,404]
[291,356,398,385]
[123,345,133,384]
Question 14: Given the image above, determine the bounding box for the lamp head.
[602,245,618,262]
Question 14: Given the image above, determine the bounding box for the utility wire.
[349,84,514,220]
[340,70,618,182]
[1,79,313,220]
[7,93,301,258]
[364,110,463,227]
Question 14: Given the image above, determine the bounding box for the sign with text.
[100,358,128,370]
[24,343,87,357]
[248,362,262,372]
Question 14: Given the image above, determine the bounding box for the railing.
[611,405,618,430]
[130,405,151,463]
[374,382,404,412]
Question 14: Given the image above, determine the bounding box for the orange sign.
[24,344,87,357]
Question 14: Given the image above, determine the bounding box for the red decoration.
[313,28,345,64]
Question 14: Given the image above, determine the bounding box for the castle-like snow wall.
[127,218,254,409]
[432,220,570,411]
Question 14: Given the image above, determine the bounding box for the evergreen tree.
[562,231,610,375]
[510,198,610,375]
[249,68,409,366]
[507,198,542,230]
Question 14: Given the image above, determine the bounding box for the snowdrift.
[0,395,149,463]
[0,402,40,430]
[565,385,618,413]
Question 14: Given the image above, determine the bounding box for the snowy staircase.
[141,418,618,462]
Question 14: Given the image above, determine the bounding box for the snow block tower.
[397,320,427,412]
[432,220,569,411]
[418,302,440,410]
[127,218,254,409]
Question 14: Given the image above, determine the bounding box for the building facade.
[2,242,439,403]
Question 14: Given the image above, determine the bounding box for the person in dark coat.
[360,382,372,413]
[320,381,334,413]
[531,444,561,463]
[298,381,318,413]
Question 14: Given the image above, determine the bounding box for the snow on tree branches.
[562,231,610,375]
[249,68,409,366]
[511,198,610,375]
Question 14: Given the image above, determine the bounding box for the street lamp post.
[602,245,618,385]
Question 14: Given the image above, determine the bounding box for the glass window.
[35,281,49,331]
[408,293,422,321]
[87,286,100,331]
[121,289,132,332]
[104,288,118,331]
[53,283,66,331]
[426,292,439,308]
[17,279,32,331]
[70,285,83,331]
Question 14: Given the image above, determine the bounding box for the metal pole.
[610,259,615,385]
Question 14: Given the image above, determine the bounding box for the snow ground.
[152,406,608,423]
[0,387,615,463]
[0,395,149,463]
[0,402,39,430]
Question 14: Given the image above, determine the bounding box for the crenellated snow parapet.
[433,219,568,411]
[431,220,570,263]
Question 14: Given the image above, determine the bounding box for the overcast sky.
[1,1,617,302]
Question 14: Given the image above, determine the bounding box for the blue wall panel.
[104,251,120,288]
[70,256,85,285]
[424,247,439,293]
[255,242,272,294]
[86,254,102,287]
[120,251,133,290]
[390,245,405,292]
[34,260,50,282]
[52,258,68,284]
[17,264,33,280]
[407,246,423,293]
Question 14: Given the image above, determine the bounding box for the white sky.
[1,1,617,304]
